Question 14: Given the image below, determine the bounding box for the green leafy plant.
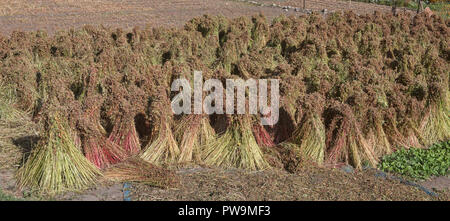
[379,140,450,180]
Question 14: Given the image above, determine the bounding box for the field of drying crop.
[0,1,449,201]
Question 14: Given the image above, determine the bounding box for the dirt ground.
[259,0,392,13]
[128,166,449,201]
[0,0,397,35]
[418,176,450,192]
[0,0,296,35]
[1,165,449,201]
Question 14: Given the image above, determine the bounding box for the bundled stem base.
[325,105,378,169]
[108,115,141,156]
[290,113,325,165]
[140,116,180,166]
[16,113,101,196]
[420,100,450,146]
[174,114,215,164]
[365,108,392,158]
[252,123,275,148]
[83,134,128,169]
[202,115,270,170]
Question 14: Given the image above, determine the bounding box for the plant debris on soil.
[104,157,180,188]
[130,164,449,201]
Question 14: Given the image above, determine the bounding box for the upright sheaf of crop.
[16,112,101,195]
[102,72,148,158]
[140,114,180,166]
[420,91,450,146]
[291,113,326,165]
[366,108,392,158]
[76,72,128,169]
[174,114,215,164]
[184,15,226,67]
[250,14,270,51]
[276,75,305,143]
[108,114,141,156]
[325,103,378,169]
[290,94,326,165]
[202,115,270,170]
[139,87,180,165]
[217,17,253,74]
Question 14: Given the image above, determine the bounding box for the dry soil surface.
[1,164,449,201]
[0,0,396,35]
[258,0,392,13]
[128,166,449,201]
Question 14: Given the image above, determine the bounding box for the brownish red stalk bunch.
[383,109,423,150]
[80,100,128,169]
[108,114,141,156]
[102,74,147,157]
[252,122,275,148]
[77,70,127,169]
[324,102,378,169]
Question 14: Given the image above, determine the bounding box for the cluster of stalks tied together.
[1,11,447,195]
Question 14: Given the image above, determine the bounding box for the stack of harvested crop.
[140,88,180,166]
[108,113,141,156]
[16,109,101,195]
[420,82,450,146]
[324,102,378,169]
[77,71,127,169]
[202,115,270,170]
[365,107,392,158]
[174,114,215,164]
[290,93,326,165]
[104,81,143,157]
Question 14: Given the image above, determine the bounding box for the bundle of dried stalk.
[202,115,270,170]
[16,111,101,195]
[104,157,179,188]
